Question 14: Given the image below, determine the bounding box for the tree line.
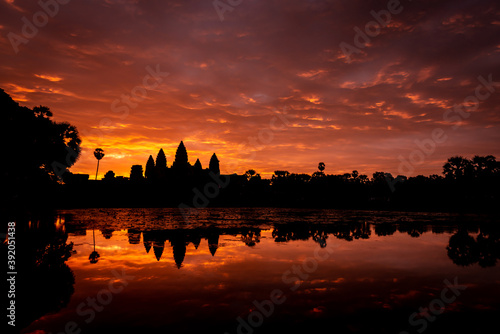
[2,88,499,211]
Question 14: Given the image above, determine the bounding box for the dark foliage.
[0,89,81,210]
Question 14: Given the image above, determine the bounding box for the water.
[18,208,500,334]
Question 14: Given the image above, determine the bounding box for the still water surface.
[21,208,499,334]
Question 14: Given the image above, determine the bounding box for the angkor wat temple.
[142,141,221,181]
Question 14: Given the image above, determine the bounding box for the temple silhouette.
[140,141,221,182]
[3,86,500,212]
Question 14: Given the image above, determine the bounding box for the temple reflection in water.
[12,209,500,334]
[57,212,498,269]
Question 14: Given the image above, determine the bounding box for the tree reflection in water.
[62,216,499,269]
[12,211,499,333]
[9,215,75,330]
[89,226,100,264]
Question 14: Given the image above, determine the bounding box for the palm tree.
[89,227,100,264]
[312,162,326,178]
[93,148,105,180]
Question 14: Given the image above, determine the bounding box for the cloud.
[1,0,499,177]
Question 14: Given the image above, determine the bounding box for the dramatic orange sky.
[1,0,499,178]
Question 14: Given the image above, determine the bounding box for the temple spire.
[194,158,202,170]
[173,141,189,169]
[145,155,155,179]
[209,153,220,175]
[156,149,167,169]
[155,148,167,179]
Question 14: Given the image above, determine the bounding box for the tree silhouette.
[472,155,498,178]
[443,156,472,180]
[93,148,105,180]
[273,170,290,178]
[372,171,387,183]
[103,170,115,181]
[33,105,53,118]
[1,89,81,207]
[312,162,326,178]
[245,169,257,181]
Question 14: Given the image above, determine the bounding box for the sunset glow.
[1,0,499,178]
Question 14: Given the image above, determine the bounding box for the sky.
[1,0,499,178]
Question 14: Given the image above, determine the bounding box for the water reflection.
[4,215,75,330]
[61,217,499,269]
[447,228,499,267]
[89,227,100,264]
[13,209,500,334]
